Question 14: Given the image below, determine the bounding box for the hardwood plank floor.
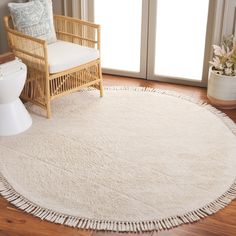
[0,74,235,236]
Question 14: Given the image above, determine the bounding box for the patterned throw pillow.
[8,0,57,44]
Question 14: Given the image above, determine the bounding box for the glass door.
[147,0,215,86]
[88,0,216,86]
[88,0,149,78]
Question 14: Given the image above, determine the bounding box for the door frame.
[87,0,149,79]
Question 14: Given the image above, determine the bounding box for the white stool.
[0,59,32,136]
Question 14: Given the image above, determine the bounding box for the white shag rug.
[0,87,236,232]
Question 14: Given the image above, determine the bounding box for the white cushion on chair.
[47,41,100,74]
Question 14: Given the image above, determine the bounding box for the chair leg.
[99,81,104,97]
[98,62,104,97]
[45,76,52,118]
[46,102,51,119]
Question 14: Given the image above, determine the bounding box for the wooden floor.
[0,75,236,236]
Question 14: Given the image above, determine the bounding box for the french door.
[88,0,148,78]
[88,0,216,86]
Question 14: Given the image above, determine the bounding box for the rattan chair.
[3,15,103,118]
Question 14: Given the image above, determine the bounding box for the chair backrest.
[3,16,14,31]
[3,16,14,49]
[3,15,48,74]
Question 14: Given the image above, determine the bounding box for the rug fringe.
[0,86,236,232]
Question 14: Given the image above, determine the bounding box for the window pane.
[94,0,142,72]
[155,0,209,81]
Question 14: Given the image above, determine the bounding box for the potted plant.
[208,35,236,109]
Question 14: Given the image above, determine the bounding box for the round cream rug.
[0,87,236,232]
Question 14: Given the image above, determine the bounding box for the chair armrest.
[54,15,101,50]
[6,28,49,73]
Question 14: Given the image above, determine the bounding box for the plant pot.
[207,67,236,109]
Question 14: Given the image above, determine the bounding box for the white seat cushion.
[47,41,99,74]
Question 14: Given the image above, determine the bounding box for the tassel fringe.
[0,86,236,232]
